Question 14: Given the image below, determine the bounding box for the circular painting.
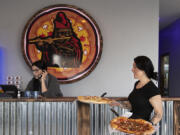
[22,4,103,83]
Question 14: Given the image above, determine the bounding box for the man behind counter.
[26,60,63,98]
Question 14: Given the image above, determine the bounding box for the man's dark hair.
[134,56,158,80]
[32,60,47,71]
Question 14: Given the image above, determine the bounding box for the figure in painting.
[29,12,83,68]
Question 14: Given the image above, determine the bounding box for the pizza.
[77,96,115,104]
[110,117,155,135]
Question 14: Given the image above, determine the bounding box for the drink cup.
[24,91,31,98]
[32,91,40,98]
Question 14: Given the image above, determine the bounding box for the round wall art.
[22,4,103,83]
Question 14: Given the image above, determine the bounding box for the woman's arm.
[149,95,163,125]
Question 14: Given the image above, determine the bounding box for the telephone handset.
[38,75,42,79]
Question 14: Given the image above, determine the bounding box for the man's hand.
[41,70,48,81]
[41,71,48,93]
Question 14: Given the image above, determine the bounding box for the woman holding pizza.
[111,56,163,132]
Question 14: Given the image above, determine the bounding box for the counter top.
[0,97,77,102]
[0,97,179,102]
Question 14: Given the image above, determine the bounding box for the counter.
[0,97,178,135]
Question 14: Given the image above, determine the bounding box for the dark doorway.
[159,54,170,96]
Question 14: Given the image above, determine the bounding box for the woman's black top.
[128,81,160,121]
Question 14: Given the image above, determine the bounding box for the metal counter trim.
[0,102,77,135]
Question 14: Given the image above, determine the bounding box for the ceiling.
[159,0,180,30]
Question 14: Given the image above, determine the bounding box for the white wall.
[0,0,159,97]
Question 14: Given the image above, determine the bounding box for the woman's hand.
[110,100,122,106]
[110,101,132,110]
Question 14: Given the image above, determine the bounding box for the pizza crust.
[77,96,114,104]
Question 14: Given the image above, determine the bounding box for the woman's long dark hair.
[134,56,158,80]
